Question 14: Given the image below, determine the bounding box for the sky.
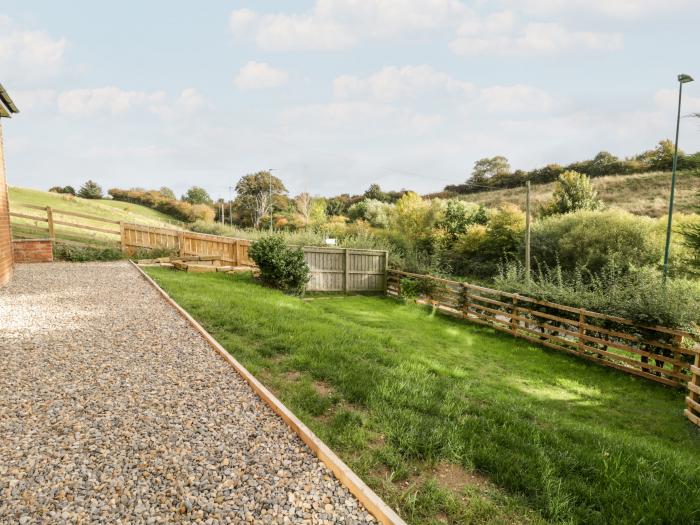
[1,0,699,200]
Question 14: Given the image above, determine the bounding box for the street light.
[662,73,694,284]
[268,168,275,233]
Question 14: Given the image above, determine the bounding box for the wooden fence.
[123,223,388,292]
[387,270,700,394]
[121,223,254,266]
[303,247,388,292]
[10,204,122,247]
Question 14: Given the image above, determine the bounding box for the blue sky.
[1,0,699,199]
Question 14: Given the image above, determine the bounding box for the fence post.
[119,221,126,252]
[178,231,185,257]
[46,206,55,239]
[462,283,470,319]
[510,295,518,334]
[344,248,349,294]
[578,311,586,354]
[383,250,389,292]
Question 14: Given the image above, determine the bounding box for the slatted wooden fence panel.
[302,247,388,292]
[121,223,253,266]
[387,270,700,394]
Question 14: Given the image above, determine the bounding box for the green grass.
[9,186,183,246]
[144,268,700,525]
[460,170,700,218]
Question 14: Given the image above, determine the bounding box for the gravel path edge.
[130,261,407,525]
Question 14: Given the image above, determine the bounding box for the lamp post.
[662,73,694,284]
[268,168,275,233]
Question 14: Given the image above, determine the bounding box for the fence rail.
[387,270,700,392]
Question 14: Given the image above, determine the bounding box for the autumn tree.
[234,171,288,229]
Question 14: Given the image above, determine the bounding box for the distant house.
[0,83,19,286]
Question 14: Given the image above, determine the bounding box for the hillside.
[9,187,183,246]
[457,171,700,217]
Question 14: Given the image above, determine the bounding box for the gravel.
[0,261,375,524]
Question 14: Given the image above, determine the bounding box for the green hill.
[458,171,700,217]
[9,187,184,246]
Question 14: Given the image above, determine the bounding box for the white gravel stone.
[0,262,375,524]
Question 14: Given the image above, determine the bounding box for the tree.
[233,171,288,229]
[543,171,602,216]
[49,185,76,195]
[78,180,103,199]
[439,200,485,238]
[364,183,389,202]
[589,151,620,177]
[159,186,176,200]
[468,156,511,186]
[326,197,347,216]
[294,192,313,226]
[182,186,213,205]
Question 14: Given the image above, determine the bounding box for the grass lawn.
[144,268,700,525]
[9,187,183,245]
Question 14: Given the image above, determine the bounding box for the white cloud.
[0,16,66,81]
[450,22,622,55]
[230,0,469,51]
[334,66,474,102]
[234,61,289,90]
[506,0,692,18]
[57,87,205,117]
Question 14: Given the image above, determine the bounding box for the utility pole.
[525,180,531,281]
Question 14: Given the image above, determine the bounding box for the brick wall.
[0,122,12,286]
[12,239,53,263]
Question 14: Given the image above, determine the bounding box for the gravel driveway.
[0,262,374,524]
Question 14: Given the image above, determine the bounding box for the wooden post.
[178,231,186,257]
[344,248,349,294]
[383,250,389,292]
[578,311,586,354]
[46,206,55,239]
[510,295,518,334]
[119,221,126,252]
[462,283,470,319]
[525,181,531,280]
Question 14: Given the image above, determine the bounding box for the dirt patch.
[313,380,334,396]
[285,371,301,381]
[433,463,491,493]
[381,462,492,495]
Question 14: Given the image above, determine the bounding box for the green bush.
[541,170,602,216]
[53,244,124,262]
[530,209,660,275]
[249,236,310,295]
[495,260,700,330]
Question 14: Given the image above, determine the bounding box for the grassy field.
[460,171,700,217]
[9,187,183,246]
[144,268,700,525]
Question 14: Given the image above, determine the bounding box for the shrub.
[249,235,310,295]
[495,260,700,330]
[542,170,602,216]
[78,180,103,199]
[53,244,123,262]
[451,204,525,278]
[49,185,76,195]
[530,209,659,275]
